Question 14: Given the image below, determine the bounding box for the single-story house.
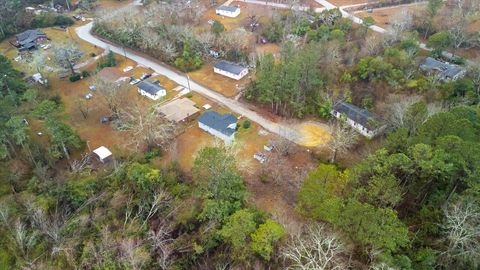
[216,5,241,18]
[331,101,386,139]
[198,111,237,144]
[419,57,466,81]
[13,29,47,51]
[214,60,248,80]
[93,146,113,163]
[137,80,167,100]
[158,98,200,122]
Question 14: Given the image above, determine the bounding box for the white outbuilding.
[216,5,241,18]
[136,80,167,100]
[213,60,248,80]
[93,146,113,163]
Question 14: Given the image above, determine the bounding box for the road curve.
[75,22,301,142]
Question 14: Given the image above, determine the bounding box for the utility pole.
[186,74,192,92]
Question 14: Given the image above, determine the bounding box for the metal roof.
[16,29,46,46]
[216,5,240,13]
[332,101,380,129]
[137,80,165,95]
[420,57,466,79]
[214,60,247,75]
[198,111,237,136]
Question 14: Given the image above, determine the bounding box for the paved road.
[75,22,301,142]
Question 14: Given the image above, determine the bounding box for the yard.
[356,3,426,29]
[188,62,251,97]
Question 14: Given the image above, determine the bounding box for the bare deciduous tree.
[93,76,130,118]
[281,224,347,270]
[53,43,83,75]
[324,121,358,163]
[440,201,480,267]
[117,103,177,151]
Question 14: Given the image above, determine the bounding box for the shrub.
[242,120,251,129]
[69,73,81,82]
[90,52,97,57]
[97,51,117,70]
[81,70,90,78]
[145,148,161,161]
[186,93,193,98]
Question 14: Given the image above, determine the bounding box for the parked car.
[89,85,96,91]
[85,93,93,100]
[140,73,152,80]
[100,117,113,123]
[123,66,133,72]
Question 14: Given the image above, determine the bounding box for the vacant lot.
[356,3,425,29]
[296,122,331,147]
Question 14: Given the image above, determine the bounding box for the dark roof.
[198,111,237,136]
[137,80,165,95]
[214,60,247,75]
[420,57,465,79]
[216,5,240,12]
[332,101,380,129]
[16,30,46,46]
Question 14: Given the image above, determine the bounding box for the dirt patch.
[296,122,331,147]
[329,0,367,7]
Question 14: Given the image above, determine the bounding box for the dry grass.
[329,0,368,7]
[356,3,425,29]
[188,63,250,97]
[96,0,133,10]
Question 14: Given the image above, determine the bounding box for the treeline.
[92,1,252,72]
[297,104,480,269]
[0,0,74,41]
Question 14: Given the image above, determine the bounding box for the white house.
[216,5,241,18]
[419,57,466,81]
[198,111,237,144]
[213,60,248,80]
[331,101,386,139]
[136,80,166,100]
[93,146,112,163]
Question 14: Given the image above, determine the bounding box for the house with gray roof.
[216,5,241,18]
[137,80,166,100]
[14,30,47,51]
[214,60,248,80]
[198,111,238,144]
[331,101,386,139]
[419,57,466,81]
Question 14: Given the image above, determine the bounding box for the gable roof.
[332,101,381,130]
[16,30,46,46]
[198,111,237,136]
[420,57,466,79]
[216,5,240,13]
[214,60,247,75]
[137,80,165,95]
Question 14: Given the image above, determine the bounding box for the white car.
[123,66,133,72]
[85,93,93,100]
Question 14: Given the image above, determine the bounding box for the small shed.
[93,146,113,163]
[216,5,241,18]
